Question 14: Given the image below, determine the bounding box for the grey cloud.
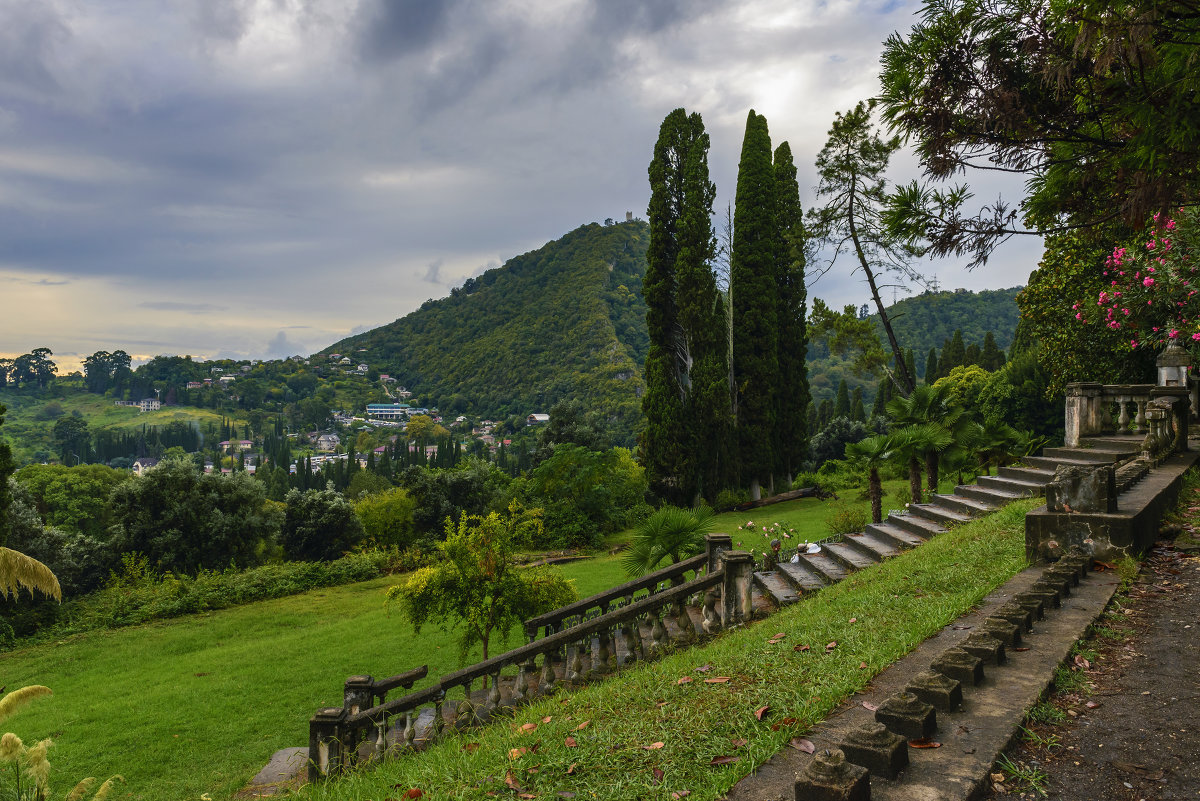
[0,0,70,98]
[355,0,455,63]
[189,0,251,44]
[423,259,444,284]
[139,301,229,313]
[264,330,307,359]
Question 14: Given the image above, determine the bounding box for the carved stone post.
[539,650,558,696]
[1151,387,1190,452]
[720,550,754,627]
[567,640,586,685]
[648,608,668,656]
[344,675,374,715]
[705,533,732,575]
[701,588,721,635]
[308,707,347,782]
[618,620,639,666]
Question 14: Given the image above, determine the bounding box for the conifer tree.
[925,348,939,384]
[980,331,1006,371]
[851,387,866,422]
[964,343,982,367]
[772,141,811,486]
[731,110,780,499]
[834,379,851,418]
[941,330,966,373]
[642,108,731,504]
[871,376,890,419]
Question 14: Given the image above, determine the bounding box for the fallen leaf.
[520,722,538,732]
[565,736,577,748]
[754,705,770,721]
[677,676,693,685]
[794,645,811,652]
[694,665,712,673]
[652,768,664,785]
[463,743,480,753]
[709,755,740,766]
[825,641,837,650]
[730,738,747,748]
[671,792,691,799]
[849,618,857,624]
[575,720,590,730]
[861,701,879,712]
[1085,700,1101,709]
[644,742,665,750]
[519,794,537,799]
[1013,647,1031,652]
[781,717,797,725]
[509,747,528,760]
[789,738,816,754]
[1095,561,1117,571]
[1074,655,1091,670]
[504,770,521,790]
[772,632,786,638]
[542,716,553,723]
[859,662,868,669]
[566,763,576,775]
[704,677,731,684]
[909,738,942,749]
[403,790,424,799]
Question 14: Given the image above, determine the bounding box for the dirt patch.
[982,543,1200,800]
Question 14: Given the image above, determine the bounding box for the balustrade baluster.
[702,588,721,635]
[512,657,533,706]
[540,649,558,696]
[568,639,586,685]
[649,607,669,656]
[432,692,445,739]
[374,713,388,755]
[619,620,639,666]
[1136,399,1148,432]
[486,672,502,717]
[403,709,416,749]
[1118,396,1131,431]
[596,627,614,674]
[674,597,695,645]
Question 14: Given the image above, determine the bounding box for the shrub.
[824,502,867,537]
[714,488,751,511]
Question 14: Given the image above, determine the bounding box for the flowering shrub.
[1077,207,1199,353]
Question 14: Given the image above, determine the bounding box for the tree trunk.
[925,451,939,495]
[749,477,761,501]
[848,210,916,396]
[869,468,882,524]
[909,456,922,505]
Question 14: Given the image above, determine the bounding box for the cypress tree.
[818,399,833,430]
[731,110,780,500]
[980,331,1006,371]
[641,108,731,504]
[834,379,851,418]
[772,141,810,487]
[925,348,939,384]
[870,376,889,419]
[941,330,966,372]
[964,343,982,367]
[850,387,866,422]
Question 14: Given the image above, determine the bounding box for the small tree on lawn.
[845,434,896,525]
[386,503,576,665]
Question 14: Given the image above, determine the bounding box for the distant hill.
[322,221,649,443]
[807,286,1022,404]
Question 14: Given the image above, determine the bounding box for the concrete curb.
[723,562,1122,801]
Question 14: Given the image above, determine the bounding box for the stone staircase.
[750,436,1145,609]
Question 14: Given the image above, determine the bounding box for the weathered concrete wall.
[1026,452,1199,562]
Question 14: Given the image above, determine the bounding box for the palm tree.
[889,424,953,505]
[622,505,716,577]
[845,433,897,524]
[887,383,974,494]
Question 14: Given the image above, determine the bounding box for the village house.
[526,413,550,426]
[132,456,159,475]
[138,397,161,412]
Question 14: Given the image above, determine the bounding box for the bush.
[714,488,750,511]
[824,503,867,537]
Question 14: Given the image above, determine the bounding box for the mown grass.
[0,558,627,800]
[301,499,1038,801]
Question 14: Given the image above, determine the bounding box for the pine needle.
[0,548,62,601]
[0,686,52,724]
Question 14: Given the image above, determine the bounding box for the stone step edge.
[722,561,1120,801]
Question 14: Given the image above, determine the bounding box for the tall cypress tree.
[850,387,866,422]
[941,330,966,373]
[980,331,1006,371]
[834,379,851,418]
[772,141,810,487]
[925,347,939,384]
[642,108,730,504]
[731,110,780,500]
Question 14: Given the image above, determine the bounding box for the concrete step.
[1080,436,1142,453]
[865,522,926,550]
[955,484,1024,506]
[1022,455,1105,471]
[997,464,1056,484]
[753,571,800,607]
[799,552,849,584]
[907,502,973,527]
[1041,446,1126,464]
[776,561,829,594]
[887,512,945,539]
[821,541,879,571]
[841,531,901,562]
[930,493,997,518]
[977,474,1044,497]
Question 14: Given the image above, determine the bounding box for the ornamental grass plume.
[0,686,52,726]
[0,732,25,762]
[24,737,52,791]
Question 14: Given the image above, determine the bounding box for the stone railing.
[1064,382,1190,451]
[308,535,755,782]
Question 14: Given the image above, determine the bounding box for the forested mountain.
[877,287,1022,375]
[323,221,649,442]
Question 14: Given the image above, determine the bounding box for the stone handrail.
[1064,382,1190,451]
[309,542,756,781]
[522,552,709,642]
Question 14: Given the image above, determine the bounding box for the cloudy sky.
[0,0,1039,373]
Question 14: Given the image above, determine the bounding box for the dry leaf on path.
[704,677,731,684]
[789,738,815,754]
[909,738,942,749]
[861,701,879,712]
[709,755,740,766]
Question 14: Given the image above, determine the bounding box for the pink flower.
[1170,329,1180,339]
[1131,340,1139,347]
[1075,312,1082,320]
[1192,333,1200,342]
[1144,277,1155,287]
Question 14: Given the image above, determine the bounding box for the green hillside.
[876,286,1022,375]
[323,221,649,443]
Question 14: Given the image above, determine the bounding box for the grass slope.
[302,500,1037,801]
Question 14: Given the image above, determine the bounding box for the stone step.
[1081,437,1143,453]
[753,571,800,607]
[977,474,1045,497]
[1041,446,1126,464]
[799,552,850,584]
[864,522,926,550]
[930,492,997,518]
[997,465,1056,484]
[1022,455,1104,471]
[821,540,879,571]
[955,484,1024,506]
[886,511,945,539]
[907,502,973,527]
[840,531,901,562]
[776,561,829,594]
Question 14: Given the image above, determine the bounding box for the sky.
[0,0,1041,374]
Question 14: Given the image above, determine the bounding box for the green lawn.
[0,557,629,800]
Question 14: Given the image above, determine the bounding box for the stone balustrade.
[308,535,755,782]
[1064,382,1191,450]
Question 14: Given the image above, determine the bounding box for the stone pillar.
[343,675,374,716]
[793,749,870,801]
[1064,383,1102,447]
[720,550,754,627]
[705,533,732,575]
[308,707,348,782]
[1151,387,1190,452]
